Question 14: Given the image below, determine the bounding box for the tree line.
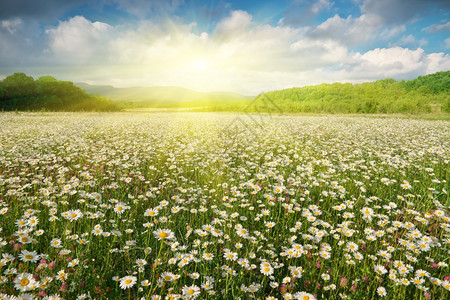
[252,71,449,114]
[0,73,118,111]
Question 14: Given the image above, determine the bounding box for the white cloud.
[389,34,428,48]
[307,13,383,45]
[311,0,334,14]
[425,21,450,33]
[3,10,449,95]
[339,47,450,81]
[1,18,22,34]
[445,37,450,49]
[45,16,112,63]
[214,10,253,41]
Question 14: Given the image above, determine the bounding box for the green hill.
[0,73,118,112]
[252,71,449,114]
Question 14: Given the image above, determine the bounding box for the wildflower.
[119,276,137,289]
[144,208,158,217]
[50,238,62,248]
[67,259,79,267]
[56,270,67,282]
[293,291,315,299]
[223,251,238,261]
[182,284,201,298]
[260,262,274,276]
[374,265,387,275]
[376,287,387,297]
[441,280,450,291]
[62,209,83,222]
[290,266,303,278]
[153,229,175,241]
[321,274,330,281]
[19,250,40,263]
[43,295,63,300]
[13,273,37,292]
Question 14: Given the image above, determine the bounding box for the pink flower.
[340,276,348,287]
[60,282,68,292]
[48,261,56,270]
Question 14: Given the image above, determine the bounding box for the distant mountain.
[75,83,252,104]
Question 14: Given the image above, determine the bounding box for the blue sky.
[0,0,449,94]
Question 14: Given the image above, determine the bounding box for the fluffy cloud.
[45,16,113,63]
[2,9,449,95]
[338,47,450,81]
[307,14,383,46]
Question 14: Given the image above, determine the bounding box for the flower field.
[0,112,448,300]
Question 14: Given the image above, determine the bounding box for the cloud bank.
[0,0,449,95]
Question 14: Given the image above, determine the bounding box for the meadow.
[0,112,448,300]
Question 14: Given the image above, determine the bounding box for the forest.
[0,73,118,111]
[247,71,450,114]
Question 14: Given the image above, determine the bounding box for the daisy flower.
[182,284,201,298]
[376,286,387,297]
[153,229,175,241]
[119,275,137,289]
[260,262,274,276]
[293,291,315,299]
[19,250,40,263]
[13,273,37,292]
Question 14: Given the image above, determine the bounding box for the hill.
[0,73,118,112]
[251,71,449,114]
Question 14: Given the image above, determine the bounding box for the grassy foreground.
[0,112,449,299]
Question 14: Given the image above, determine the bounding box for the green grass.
[0,112,448,299]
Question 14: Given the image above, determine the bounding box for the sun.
[190,59,209,71]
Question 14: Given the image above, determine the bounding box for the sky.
[0,0,449,95]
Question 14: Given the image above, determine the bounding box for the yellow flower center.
[125,279,132,284]
[303,296,310,300]
[21,279,30,286]
[188,289,195,295]
[24,255,33,260]
[71,213,77,218]
[159,232,168,238]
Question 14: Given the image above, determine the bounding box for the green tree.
[1,72,36,99]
